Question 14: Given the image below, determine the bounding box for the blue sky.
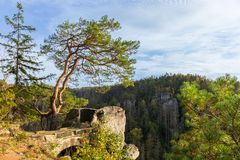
[1,0,240,86]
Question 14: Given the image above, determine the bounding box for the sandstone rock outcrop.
[29,106,139,159]
[91,106,126,140]
[62,108,96,128]
[62,106,126,140]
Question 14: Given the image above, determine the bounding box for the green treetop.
[165,75,240,159]
[0,2,51,85]
[39,16,139,129]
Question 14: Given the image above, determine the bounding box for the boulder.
[124,144,140,159]
[63,106,126,139]
[91,106,126,139]
[63,106,127,149]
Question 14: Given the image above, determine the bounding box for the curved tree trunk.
[57,57,81,113]
[35,42,83,130]
[46,46,81,130]
[51,51,74,115]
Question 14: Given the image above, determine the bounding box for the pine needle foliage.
[0,2,52,85]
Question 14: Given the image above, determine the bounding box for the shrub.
[72,127,130,160]
[0,80,16,120]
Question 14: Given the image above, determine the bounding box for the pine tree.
[165,75,240,159]
[40,16,139,130]
[0,2,50,85]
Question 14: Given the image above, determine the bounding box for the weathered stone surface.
[44,134,56,141]
[53,137,83,157]
[34,128,92,142]
[63,106,126,140]
[27,106,138,159]
[30,127,92,157]
[91,106,126,139]
[56,131,74,138]
[124,144,140,160]
[160,98,180,141]
[62,108,96,128]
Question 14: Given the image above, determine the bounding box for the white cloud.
[130,0,240,79]
[2,0,240,84]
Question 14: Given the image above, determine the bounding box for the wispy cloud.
[1,0,240,85]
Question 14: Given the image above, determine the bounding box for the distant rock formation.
[157,93,181,142]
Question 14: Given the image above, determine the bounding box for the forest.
[0,2,240,160]
[72,73,240,159]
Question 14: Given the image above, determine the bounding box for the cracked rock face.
[91,106,126,140]
[62,106,126,140]
[32,106,138,159]
[62,108,96,128]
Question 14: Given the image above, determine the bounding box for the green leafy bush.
[72,127,130,160]
[0,80,16,120]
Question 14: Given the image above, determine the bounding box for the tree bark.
[50,46,74,114]
[46,45,81,130]
[57,57,80,113]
